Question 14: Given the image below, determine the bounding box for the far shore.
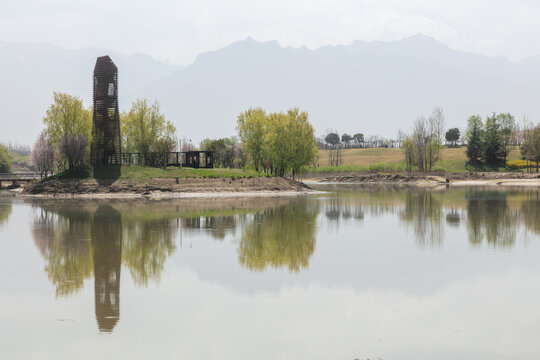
[302,171,540,187]
[2,170,540,199]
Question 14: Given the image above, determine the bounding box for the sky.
[2,0,540,64]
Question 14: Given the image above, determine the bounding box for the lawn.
[311,147,523,173]
[51,165,265,180]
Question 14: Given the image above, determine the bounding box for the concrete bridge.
[0,173,40,188]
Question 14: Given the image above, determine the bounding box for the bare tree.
[428,107,446,141]
[59,135,88,170]
[31,132,55,179]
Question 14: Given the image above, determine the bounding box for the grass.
[48,165,266,180]
[309,147,524,174]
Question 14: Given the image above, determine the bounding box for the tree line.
[237,107,318,178]
[31,93,177,177]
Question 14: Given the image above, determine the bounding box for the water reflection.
[466,191,518,247]
[92,206,122,332]
[400,192,444,248]
[0,203,12,226]
[22,188,540,333]
[238,199,319,272]
[30,201,180,332]
[32,204,93,297]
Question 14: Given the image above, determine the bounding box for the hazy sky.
[2,0,540,64]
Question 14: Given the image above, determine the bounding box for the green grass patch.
[47,165,265,180]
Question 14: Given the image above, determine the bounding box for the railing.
[0,173,41,181]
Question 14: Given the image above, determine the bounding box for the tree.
[31,132,55,179]
[154,137,175,169]
[121,99,177,165]
[352,133,364,147]
[238,107,317,177]
[401,137,416,172]
[325,133,340,148]
[284,108,318,179]
[341,133,352,148]
[0,144,11,173]
[483,114,503,165]
[200,137,237,168]
[465,115,484,166]
[43,92,92,150]
[445,128,460,147]
[402,115,442,172]
[59,135,88,171]
[521,126,540,172]
[429,107,446,141]
[237,108,267,172]
[497,113,516,164]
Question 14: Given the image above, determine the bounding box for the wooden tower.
[90,56,122,165]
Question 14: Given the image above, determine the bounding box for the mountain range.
[2,34,540,146]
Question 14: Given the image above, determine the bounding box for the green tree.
[0,144,12,173]
[43,92,92,149]
[200,137,238,168]
[465,115,484,166]
[483,114,503,165]
[341,133,352,148]
[284,108,318,178]
[264,109,317,178]
[521,126,540,172]
[352,133,364,147]
[121,99,176,165]
[237,108,268,172]
[445,128,460,147]
[324,133,340,148]
[497,113,516,164]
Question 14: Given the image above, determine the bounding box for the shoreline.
[302,171,540,187]
[16,189,321,199]
[10,176,322,199]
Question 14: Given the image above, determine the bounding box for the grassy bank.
[49,165,265,180]
[309,147,523,174]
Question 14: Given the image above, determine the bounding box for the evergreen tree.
[465,115,483,166]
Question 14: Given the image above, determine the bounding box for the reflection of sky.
[1,194,540,359]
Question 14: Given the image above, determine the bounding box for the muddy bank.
[20,176,316,198]
[304,171,540,186]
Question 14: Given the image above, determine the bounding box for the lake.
[1,185,540,359]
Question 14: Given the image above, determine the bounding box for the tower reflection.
[92,206,122,332]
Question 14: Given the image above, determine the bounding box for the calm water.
[1,185,540,359]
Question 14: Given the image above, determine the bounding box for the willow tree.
[237,108,267,171]
[121,99,176,165]
[43,92,92,148]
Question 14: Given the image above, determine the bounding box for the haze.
[2,0,540,145]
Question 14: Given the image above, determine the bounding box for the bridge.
[0,173,40,187]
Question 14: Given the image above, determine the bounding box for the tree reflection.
[324,197,364,223]
[0,203,12,226]
[520,190,540,236]
[445,208,461,227]
[121,217,178,286]
[181,215,237,240]
[399,192,444,248]
[466,191,518,247]
[30,201,181,333]
[31,205,93,297]
[238,199,319,272]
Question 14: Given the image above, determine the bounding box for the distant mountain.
[0,42,180,145]
[140,34,540,144]
[2,35,540,146]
